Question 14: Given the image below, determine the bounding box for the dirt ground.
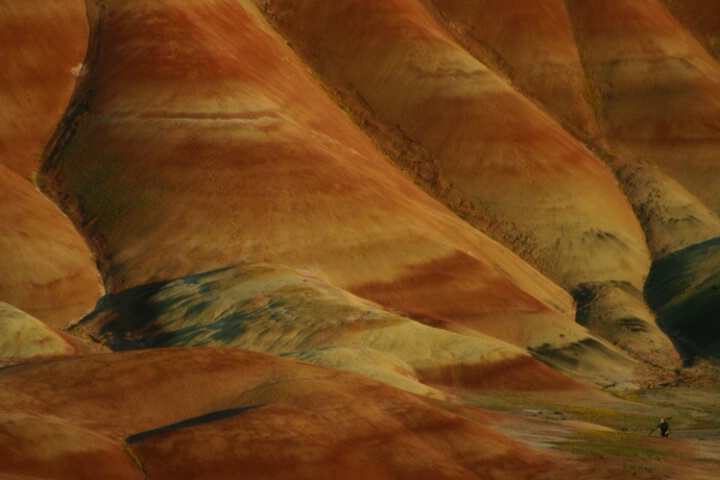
[452,380,720,479]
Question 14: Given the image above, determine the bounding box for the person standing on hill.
[650,418,671,437]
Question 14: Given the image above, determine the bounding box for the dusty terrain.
[2,0,720,478]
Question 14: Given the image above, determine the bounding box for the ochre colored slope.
[130,381,552,480]
[255,0,650,292]
[566,0,720,213]
[0,0,88,178]
[253,0,673,363]
[0,166,101,327]
[421,0,603,147]
[0,412,141,480]
[38,0,639,383]
[42,0,562,301]
[616,162,720,259]
[661,0,720,60]
[563,0,720,364]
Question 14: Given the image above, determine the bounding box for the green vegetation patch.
[465,391,660,433]
[556,431,670,461]
[557,404,657,432]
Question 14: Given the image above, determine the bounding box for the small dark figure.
[649,418,671,437]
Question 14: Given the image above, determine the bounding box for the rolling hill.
[3,0,720,478]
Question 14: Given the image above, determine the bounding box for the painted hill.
[3,0,720,478]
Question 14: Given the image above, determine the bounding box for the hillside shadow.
[645,237,720,366]
[73,265,241,350]
[126,404,265,443]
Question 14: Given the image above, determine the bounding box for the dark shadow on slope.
[528,337,633,385]
[574,281,652,335]
[71,265,256,350]
[71,262,401,354]
[126,404,265,443]
[570,280,682,369]
[645,237,720,366]
[528,338,627,370]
